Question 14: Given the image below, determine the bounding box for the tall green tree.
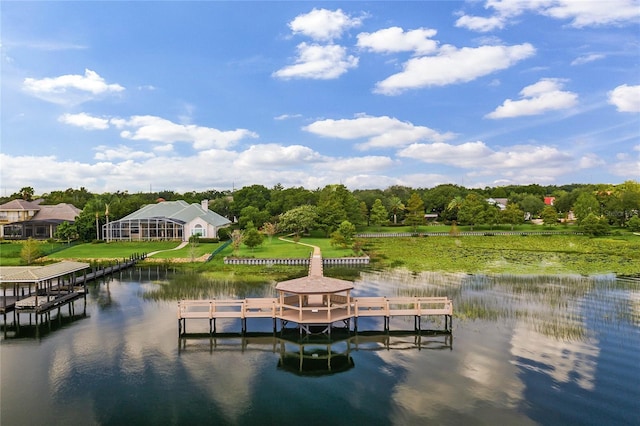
[20,238,41,264]
[500,203,524,230]
[231,184,270,218]
[541,205,558,226]
[55,221,78,243]
[238,206,269,229]
[369,199,389,230]
[581,213,609,236]
[457,194,487,230]
[330,220,356,248]
[316,184,362,235]
[573,192,600,224]
[516,194,545,218]
[279,205,318,237]
[405,193,425,231]
[243,223,264,251]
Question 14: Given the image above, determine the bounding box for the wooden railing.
[179,296,452,322]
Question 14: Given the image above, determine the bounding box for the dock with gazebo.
[178,245,453,336]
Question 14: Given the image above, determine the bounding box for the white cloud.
[288,8,363,41]
[94,145,156,161]
[542,0,640,27]
[23,69,124,105]
[608,84,640,112]
[571,53,605,66]
[456,0,640,32]
[455,15,506,32]
[357,27,439,55]
[610,145,640,178]
[273,43,358,80]
[110,115,258,150]
[398,141,494,168]
[374,43,535,95]
[303,114,455,150]
[578,153,606,169]
[318,156,396,173]
[398,141,573,173]
[58,112,110,130]
[274,113,302,120]
[486,78,578,119]
[234,144,324,168]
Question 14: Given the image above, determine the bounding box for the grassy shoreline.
[2,233,639,276]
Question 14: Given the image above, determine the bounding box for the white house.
[102,200,231,242]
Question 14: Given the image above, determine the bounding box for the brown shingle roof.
[0,199,42,211]
[33,203,81,221]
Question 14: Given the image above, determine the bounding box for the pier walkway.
[178,241,453,336]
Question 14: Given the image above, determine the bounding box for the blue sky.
[2,1,639,195]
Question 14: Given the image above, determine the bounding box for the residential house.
[0,199,81,239]
[102,200,231,242]
[487,198,508,210]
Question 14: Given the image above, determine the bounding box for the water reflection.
[2,268,638,425]
[178,331,452,377]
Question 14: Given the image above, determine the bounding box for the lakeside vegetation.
[2,181,639,278]
[3,230,639,277]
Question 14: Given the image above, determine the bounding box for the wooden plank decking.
[178,296,453,335]
[179,240,453,336]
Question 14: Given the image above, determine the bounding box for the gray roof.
[0,199,42,211]
[0,261,89,283]
[119,200,231,227]
[33,203,81,221]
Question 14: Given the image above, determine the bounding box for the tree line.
[3,180,639,242]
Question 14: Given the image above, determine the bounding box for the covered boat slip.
[0,261,90,314]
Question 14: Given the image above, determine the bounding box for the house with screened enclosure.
[102,200,230,242]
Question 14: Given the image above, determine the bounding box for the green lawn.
[0,240,69,266]
[149,243,222,260]
[227,237,359,259]
[45,241,181,260]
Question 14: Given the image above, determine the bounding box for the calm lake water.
[1,267,639,425]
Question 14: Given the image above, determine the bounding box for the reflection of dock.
[178,331,453,376]
[179,244,453,336]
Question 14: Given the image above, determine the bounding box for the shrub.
[217,227,232,241]
[198,238,220,243]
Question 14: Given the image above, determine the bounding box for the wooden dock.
[179,241,453,336]
[1,254,145,315]
[178,295,453,335]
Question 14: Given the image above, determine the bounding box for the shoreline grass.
[2,232,639,276]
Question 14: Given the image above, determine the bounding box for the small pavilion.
[275,246,354,335]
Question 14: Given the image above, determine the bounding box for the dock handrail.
[179,296,452,325]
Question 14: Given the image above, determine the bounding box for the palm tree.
[447,196,464,212]
[389,196,405,225]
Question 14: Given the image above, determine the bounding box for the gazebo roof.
[275,276,354,294]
